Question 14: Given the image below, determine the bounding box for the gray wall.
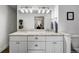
[0,5,17,52]
[59,5,79,49]
[59,5,79,35]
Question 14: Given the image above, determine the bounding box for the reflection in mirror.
[34,16,44,29]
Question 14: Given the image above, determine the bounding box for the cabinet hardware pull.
[16,42,20,44]
[35,37,38,39]
[35,44,38,47]
[53,42,56,44]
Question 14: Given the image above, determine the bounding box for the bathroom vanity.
[9,5,71,53]
[9,31,71,53]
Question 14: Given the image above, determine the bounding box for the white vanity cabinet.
[46,36,63,53]
[9,36,27,53]
[9,35,64,53]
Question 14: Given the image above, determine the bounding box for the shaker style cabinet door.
[46,41,63,53]
[9,36,27,53]
[10,41,19,53]
[46,42,55,53]
[10,41,27,53]
[54,42,63,53]
[19,42,27,53]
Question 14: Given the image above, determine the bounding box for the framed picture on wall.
[67,12,74,20]
[34,16,44,29]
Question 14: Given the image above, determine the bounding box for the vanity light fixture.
[38,7,51,14]
[19,6,51,14]
[26,6,32,13]
[19,6,33,14]
[38,7,45,14]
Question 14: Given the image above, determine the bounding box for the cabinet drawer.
[28,36,45,42]
[28,42,45,49]
[46,36,63,42]
[46,42,63,53]
[9,41,27,53]
[28,50,45,53]
[10,36,27,41]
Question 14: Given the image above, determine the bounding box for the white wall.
[0,5,17,52]
[17,12,51,31]
[59,5,79,35]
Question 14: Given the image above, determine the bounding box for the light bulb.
[42,9,45,14]
[25,8,28,13]
[38,9,41,14]
[20,8,24,13]
[29,9,32,13]
[46,9,50,14]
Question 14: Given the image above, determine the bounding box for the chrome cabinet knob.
[35,44,38,47]
[53,42,57,44]
[16,41,20,44]
[35,37,38,39]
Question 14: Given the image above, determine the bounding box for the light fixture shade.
[46,9,50,14]
[20,8,24,13]
[38,9,41,14]
[42,9,45,14]
[25,8,28,13]
[29,8,33,13]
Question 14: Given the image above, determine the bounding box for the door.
[10,41,19,53]
[54,41,63,53]
[10,41,27,53]
[46,41,63,53]
[19,42,27,53]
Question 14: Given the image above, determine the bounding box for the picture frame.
[67,12,74,20]
[34,16,44,29]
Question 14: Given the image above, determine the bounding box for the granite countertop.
[9,30,70,36]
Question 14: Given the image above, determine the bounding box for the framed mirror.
[34,16,44,29]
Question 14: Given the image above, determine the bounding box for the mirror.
[34,16,44,29]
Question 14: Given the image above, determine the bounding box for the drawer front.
[28,42,45,49]
[10,36,27,41]
[10,41,27,53]
[28,50,45,53]
[46,42,63,53]
[28,36,45,42]
[46,36,63,42]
